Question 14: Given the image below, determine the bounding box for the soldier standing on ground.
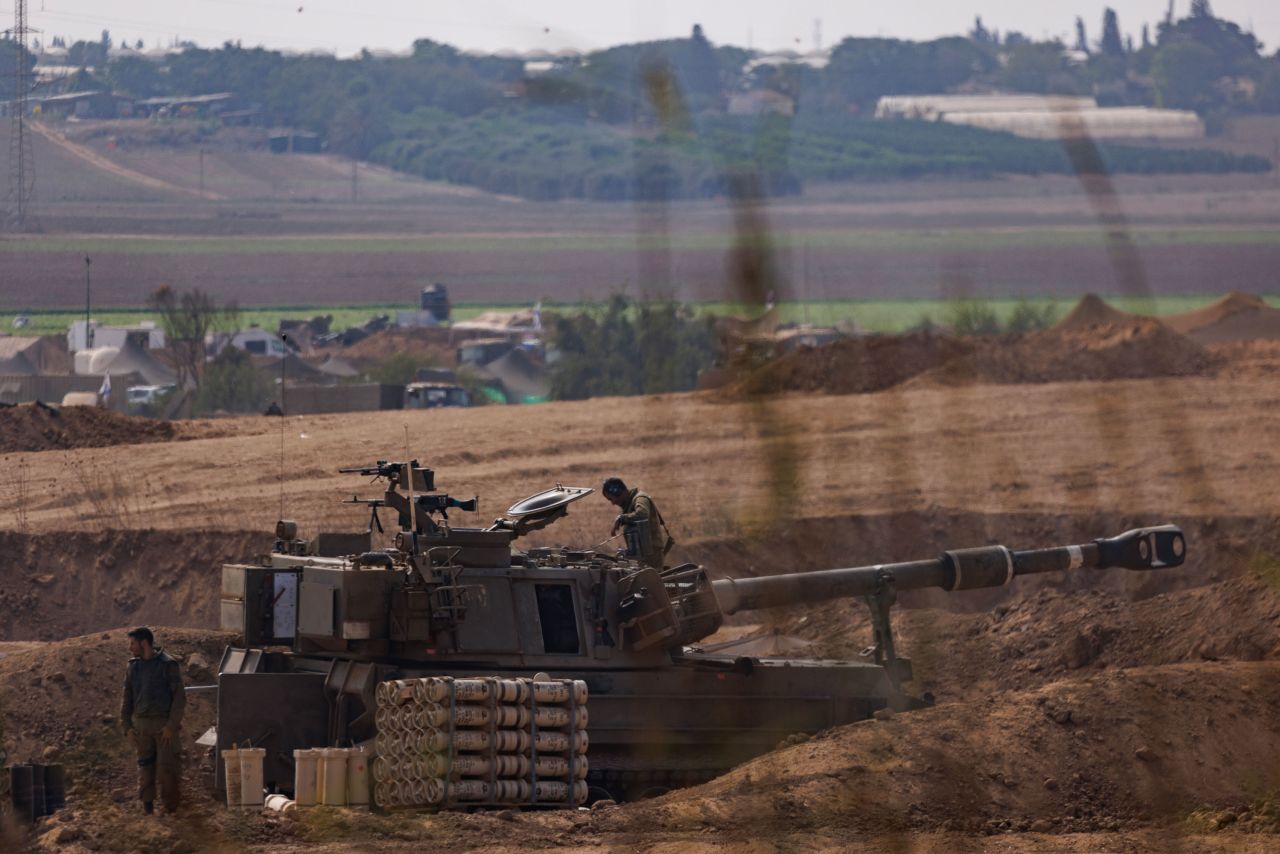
[121,627,185,815]
[602,477,674,570]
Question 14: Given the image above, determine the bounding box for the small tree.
[1100,9,1125,57]
[947,300,1001,337]
[194,348,272,415]
[1075,17,1090,54]
[149,285,240,394]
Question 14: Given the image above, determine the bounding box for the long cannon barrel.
[711,525,1186,615]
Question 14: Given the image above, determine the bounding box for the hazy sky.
[29,1,1280,57]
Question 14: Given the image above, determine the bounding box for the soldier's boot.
[157,762,181,814]
[138,755,157,808]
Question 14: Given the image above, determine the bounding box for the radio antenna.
[404,425,418,538]
[279,334,288,520]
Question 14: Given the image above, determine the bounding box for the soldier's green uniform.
[121,649,185,812]
[616,488,673,569]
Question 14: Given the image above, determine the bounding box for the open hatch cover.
[506,485,594,518]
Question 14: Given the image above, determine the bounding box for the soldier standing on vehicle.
[602,477,674,570]
[121,627,185,815]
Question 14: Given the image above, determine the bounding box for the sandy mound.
[338,327,456,365]
[731,319,1213,397]
[908,319,1214,388]
[1187,306,1280,345]
[1164,291,1269,335]
[1052,293,1145,333]
[0,403,179,454]
[1160,291,1280,345]
[618,661,1280,836]
[730,331,973,396]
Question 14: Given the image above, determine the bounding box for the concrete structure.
[282,383,403,415]
[68,320,165,354]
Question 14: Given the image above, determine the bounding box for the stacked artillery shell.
[372,676,588,810]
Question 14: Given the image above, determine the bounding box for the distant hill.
[0,120,493,205]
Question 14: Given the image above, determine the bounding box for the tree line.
[22,2,1280,199]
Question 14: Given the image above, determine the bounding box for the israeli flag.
[98,373,111,404]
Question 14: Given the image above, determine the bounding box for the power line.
[7,0,38,231]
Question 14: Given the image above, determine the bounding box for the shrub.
[193,348,273,415]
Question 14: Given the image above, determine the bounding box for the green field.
[10,294,1279,339]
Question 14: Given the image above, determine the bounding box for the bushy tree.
[1001,42,1079,93]
[546,297,717,400]
[149,285,239,392]
[0,39,36,100]
[1152,41,1222,109]
[1257,60,1280,113]
[108,55,164,97]
[1158,6,1260,76]
[947,300,1001,336]
[193,347,272,415]
[1006,301,1059,333]
[67,39,107,68]
[826,37,996,110]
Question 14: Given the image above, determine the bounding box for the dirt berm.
[0,404,179,454]
[0,530,261,641]
[729,319,1213,397]
[618,661,1280,838]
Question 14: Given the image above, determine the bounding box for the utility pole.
[84,255,93,348]
[6,0,37,231]
[351,157,358,203]
[198,148,205,195]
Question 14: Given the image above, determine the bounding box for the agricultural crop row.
[376,112,1272,202]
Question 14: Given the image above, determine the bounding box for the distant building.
[728,90,795,117]
[68,320,165,354]
[744,50,830,72]
[875,94,1097,121]
[32,91,133,120]
[268,132,324,154]
[219,326,287,356]
[944,106,1204,140]
[132,92,235,119]
[874,93,1204,141]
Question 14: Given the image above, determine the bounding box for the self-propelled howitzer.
[214,461,1186,801]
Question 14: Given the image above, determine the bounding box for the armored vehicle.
[216,460,1186,801]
